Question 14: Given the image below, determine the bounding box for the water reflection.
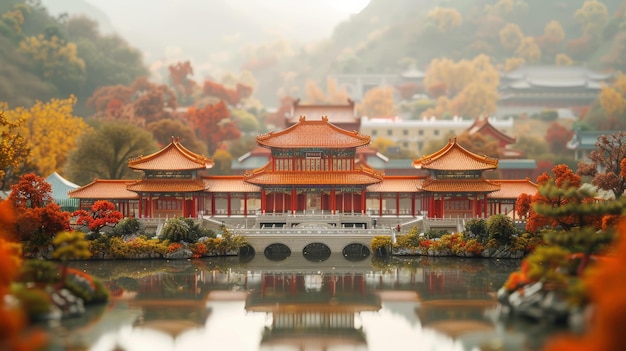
[44,255,561,351]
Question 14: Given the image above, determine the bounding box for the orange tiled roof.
[467,118,516,144]
[244,164,383,186]
[257,116,369,149]
[421,179,500,193]
[126,179,207,193]
[367,176,425,192]
[488,179,538,199]
[413,138,498,171]
[203,176,261,193]
[128,137,214,171]
[68,179,139,199]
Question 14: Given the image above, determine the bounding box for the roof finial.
[299,115,306,122]
[322,115,328,122]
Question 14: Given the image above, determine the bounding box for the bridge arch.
[342,243,370,261]
[263,243,291,261]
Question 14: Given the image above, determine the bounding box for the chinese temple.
[244,116,383,215]
[412,138,500,219]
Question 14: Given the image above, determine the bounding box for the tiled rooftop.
[413,139,498,171]
[421,179,500,193]
[128,138,213,171]
[258,116,369,149]
[126,179,207,193]
[68,179,139,199]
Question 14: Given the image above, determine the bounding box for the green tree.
[64,122,158,185]
[487,214,518,246]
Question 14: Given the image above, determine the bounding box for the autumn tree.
[1,96,91,178]
[555,53,574,66]
[0,199,48,350]
[9,173,70,248]
[146,119,207,155]
[359,86,395,117]
[484,0,528,18]
[544,121,574,155]
[212,149,234,175]
[574,0,609,38]
[304,78,350,105]
[598,85,626,119]
[72,200,123,234]
[577,131,626,198]
[457,132,502,158]
[184,101,241,155]
[513,135,549,159]
[168,60,197,103]
[65,122,159,185]
[499,23,524,51]
[515,37,542,63]
[0,111,30,190]
[18,33,86,95]
[427,7,462,32]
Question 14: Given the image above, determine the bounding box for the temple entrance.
[306,191,321,211]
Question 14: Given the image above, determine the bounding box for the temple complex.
[68,116,537,234]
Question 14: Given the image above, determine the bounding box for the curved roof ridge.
[412,138,498,170]
[257,116,369,148]
[128,136,214,171]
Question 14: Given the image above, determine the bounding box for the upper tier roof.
[257,116,370,149]
[128,137,214,171]
[412,138,498,171]
[489,179,538,199]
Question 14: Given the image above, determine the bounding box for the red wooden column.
[148,195,153,217]
[138,196,143,218]
[261,189,267,213]
[227,193,231,217]
[411,193,416,217]
[378,193,383,216]
[211,194,215,216]
[330,187,336,214]
[396,192,400,217]
[361,189,366,213]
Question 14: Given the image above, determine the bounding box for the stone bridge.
[231,227,395,259]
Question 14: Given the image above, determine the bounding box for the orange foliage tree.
[9,173,70,247]
[576,131,626,198]
[0,199,48,350]
[72,200,123,234]
[184,101,241,155]
[544,122,574,155]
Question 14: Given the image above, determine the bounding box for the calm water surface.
[42,255,566,351]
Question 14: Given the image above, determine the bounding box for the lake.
[41,254,566,351]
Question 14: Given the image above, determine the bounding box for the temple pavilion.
[68,117,537,227]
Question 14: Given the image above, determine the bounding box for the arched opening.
[238,245,255,263]
[264,243,291,261]
[342,243,370,261]
[302,243,331,262]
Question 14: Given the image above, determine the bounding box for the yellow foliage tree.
[544,20,565,45]
[515,37,542,63]
[610,71,626,95]
[18,34,86,91]
[485,0,528,17]
[359,86,395,117]
[505,57,526,71]
[556,53,574,65]
[574,0,609,37]
[427,7,463,32]
[423,55,499,118]
[0,112,30,190]
[599,86,626,118]
[499,23,524,51]
[1,96,92,177]
[304,78,350,105]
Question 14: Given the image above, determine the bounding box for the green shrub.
[112,218,145,237]
[18,259,60,285]
[371,236,392,252]
[10,285,52,318]
[464,218,488,244]
[487,214,519,246]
